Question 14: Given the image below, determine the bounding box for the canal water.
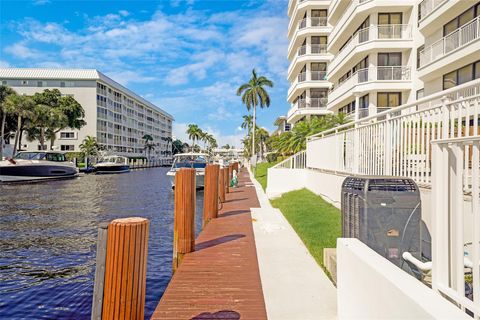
[0,167,204,319]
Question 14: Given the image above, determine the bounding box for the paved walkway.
[249,168,338,320]
[151,168,267,320]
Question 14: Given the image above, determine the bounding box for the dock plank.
[151,168,267,320]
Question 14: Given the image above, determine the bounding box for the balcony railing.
[418,0,448,21]
[311,71,327,81]
[419,16,480,68]
[296,98,328,109]
[330,24,412,73]
[298,45,307,56]
[311,44,327,54]
[298,72,307,82]
[298,17,328,30]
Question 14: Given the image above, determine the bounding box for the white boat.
[166,153,209,188]
[0,151,79,182]
[94,155,130,174]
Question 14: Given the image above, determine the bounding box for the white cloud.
[0,60,11,67]
[4,42,40,59]
[33,0,50,5]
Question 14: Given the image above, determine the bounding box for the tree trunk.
[252,105,256,164]
[13,116,21,156]
[0,112,6,158]
[50,135,55,150]
[18,127,23,151]
[40,127,45,150]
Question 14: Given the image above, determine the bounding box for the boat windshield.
[173,156,207,169]
[14,152,46,160]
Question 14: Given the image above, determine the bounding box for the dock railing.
[307,77,480,188]
[272,150,306,169]
[431,136,480,316]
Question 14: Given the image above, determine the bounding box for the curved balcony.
[287,98,330,124]
[419,16,480,77]
[288,0,331,36]
[288,71,330,102]
[328,24,412,77]
[328,66,412,109]
[288,44,331,80]
[288,17,331,58]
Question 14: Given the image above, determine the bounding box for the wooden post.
[224,166,230,194]
[102,217,149,320]
[173,168,196,273]
[219,167,226,203]
[203,164,220,227]
[91,222,109,320]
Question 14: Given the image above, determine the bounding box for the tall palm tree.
[165,136,172,156]
[236,69,273,164]
[0,85,17,158]
[256,127,270,161]
[186,124,202,150]
[4,94,35,155]
[142,134,154,159]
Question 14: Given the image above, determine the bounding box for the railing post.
[384,113,392,175]
[219,167,226,203]
[441,96,450,139]
[101,217,150,320]
[173,168,196,273]
[203,164,220,228]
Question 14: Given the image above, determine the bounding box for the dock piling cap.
[110,217,148,225]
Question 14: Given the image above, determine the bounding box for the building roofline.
[0,68,174,120]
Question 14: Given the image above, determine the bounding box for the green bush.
[266,153,278,163]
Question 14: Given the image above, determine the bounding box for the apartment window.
[353,56,369,73]
[443,3,480,36]
[1,80,7,85]
[378,92,401,108]
[21,80,28,85]
[378,13,402,24]
[416,89,424,100]
[443,60,480,90]
[60,132,76,139]
[416,45,424,69]
[378,53,402,66]
[311,63,327,80]
[359,94,369,109]
[311,9,327,26]
[339,101,356,115]
[38,145,47,150]
[60,145,75,151]
[60,81,74,87]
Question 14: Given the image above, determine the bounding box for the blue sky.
[0,0,290,148]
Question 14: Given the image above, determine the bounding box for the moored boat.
[94,155,130,174]
[0,151,79,183]
[166,153,209,188]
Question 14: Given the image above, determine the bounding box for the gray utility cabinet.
[341,176,422,272]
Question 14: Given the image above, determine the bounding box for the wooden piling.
[173,168,196,273]
[219,167,226,203]
[203,164,220,228]
[101,217,150,320]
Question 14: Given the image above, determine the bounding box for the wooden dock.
[151,168,267,320]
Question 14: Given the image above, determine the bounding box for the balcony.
[419,16,480,69]
[418,0,448,21]
[328,66,411,107]
[287,16,331,58]
[298,17,327,31]
[288,71,330,101]
[287,98,330,123]
[329,24,412,75]
[288,44,330,79]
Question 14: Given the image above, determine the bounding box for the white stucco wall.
[266,168,307,198]
[337,238,470,320]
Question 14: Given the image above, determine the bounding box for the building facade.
[286,0,480,124]
[0,68,173,158]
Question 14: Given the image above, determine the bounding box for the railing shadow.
[191,310,240,319]
[195,234,245,251]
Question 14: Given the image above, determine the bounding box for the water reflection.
[0,167,204,319]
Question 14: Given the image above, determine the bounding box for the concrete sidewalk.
[249,168,337,320]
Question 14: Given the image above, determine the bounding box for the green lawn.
[253,161,279,191]
[271,188,341,272]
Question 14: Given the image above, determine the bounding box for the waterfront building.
[286,0,480,123]
[272,116,291,136]
[0,68,173,158]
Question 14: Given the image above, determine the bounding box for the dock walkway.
[151,168,267,320]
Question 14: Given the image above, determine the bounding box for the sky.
[0,0,291,148]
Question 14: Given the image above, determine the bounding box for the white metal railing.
[329,66,411,103]
[272,150,307,169]
[298,45,307,56]
[298,17,328,30]
[311,71,327,81]
[329,0,373,45]
[431,136,480,317]
[330,24,412,73]
[298,72,307,82]
[311,44,328,54]
[420,16,480,68]
[419,0,448,21]
[308,77,480,187]
[309,97,328,109]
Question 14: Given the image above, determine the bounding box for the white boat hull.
[167,171,205,189]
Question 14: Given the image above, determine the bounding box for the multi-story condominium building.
[287,0,333,126]
[286,0,480,125]
[0,68,173,157]
[272,116,291,136]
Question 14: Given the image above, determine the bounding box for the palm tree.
[186,124,202,150]
[80,135,101,157]
[256,127,270,161]
[4,94,36,155]
[165,136,172,156]
[236,69,273,164]
[0,85,17,158]
[142,134,154,159]
[241,114,253,136]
